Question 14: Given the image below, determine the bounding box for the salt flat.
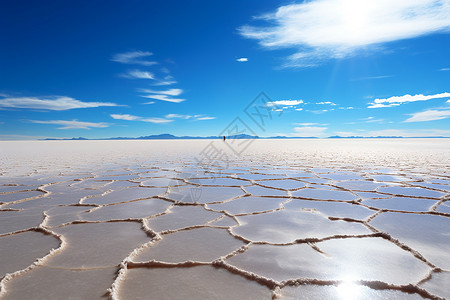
[0,139,449,299]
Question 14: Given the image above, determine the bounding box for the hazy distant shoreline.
[39,134,450,141]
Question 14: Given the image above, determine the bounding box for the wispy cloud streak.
[140,88,183,96]
[404,109,450,122]
[110,113,173,124]
[30,120,109,129]
[0,96,119,111]
[111,51,157,66]
[368,92,450,108]
[122,70,155,79]
[139,88,185,103]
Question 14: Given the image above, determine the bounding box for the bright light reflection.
[336,281,362,300]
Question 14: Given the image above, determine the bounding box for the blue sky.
[1,0,450,139]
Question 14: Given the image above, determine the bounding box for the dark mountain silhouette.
[42,134,449,140]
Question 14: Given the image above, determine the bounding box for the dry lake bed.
[0,139,449,299]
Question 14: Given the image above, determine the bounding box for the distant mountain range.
[43,134,262,140]
[42,134,449,140]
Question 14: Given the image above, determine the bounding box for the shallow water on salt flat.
[232,210,371,243]
[133,227,245,263]
[206,196,287,215]
[2,267,117,300]
[419,271,450,299]
[119,266,272,300]
[280,284,425,299]
[370,212,450,270]
[0,231,60,277]
[227,237,430,284]
[284,199,374,219]
[0,139,449,299]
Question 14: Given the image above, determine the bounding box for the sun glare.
[336,281,363,299]
[341,0,371,40]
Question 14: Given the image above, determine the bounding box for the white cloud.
[140,88,183,96]
[110,114,140,121]
[192,114,216,120]
[368,103,400,108]
[150,75,177,86]
[307,109,331,114]
[316,101,337,105]
[140,94,185,103]
[122,70,155,80]
[155,72,177,86]
[369,92,450,108]
[239,0,450,66]
[153,80,177,86]
[141,118,173,124]
[165,114,192,119]
[30,120,109,129]
[293,126,328,137]
[440,68,450,71]
[195,116,215,120]
[0,96,119,111]
[236,57,248,62]
[139,88,185,103]
[351,75,393,81]
[110,113,212,123]
[359,116,384,123]
[109,114,173,124]
[295,108,303,111]
[294,122,319,126]
[404,109,450,122]
[267,100,304,106]
[365,118,384,123]
[111,51,157,66]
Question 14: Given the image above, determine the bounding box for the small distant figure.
[223,136,226,141]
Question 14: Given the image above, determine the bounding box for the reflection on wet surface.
[281,284,425,299]
[0,139,449,299]
[207,196,287,215]
[419,271,450,299]
[284,199,374,219]
[133,227,245,263]
[291,188,359,201]
[2,267,117,300]
[0,231,60,277]
[227,237,430,284]
[370,213,450,270]
[45,222,150,268]
[119,266,272,299]
[255,179,307,190]
[232,210,370,243]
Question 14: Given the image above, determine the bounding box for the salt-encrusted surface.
[0,139,449,299]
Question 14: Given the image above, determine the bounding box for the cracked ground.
[0,140,449,299]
